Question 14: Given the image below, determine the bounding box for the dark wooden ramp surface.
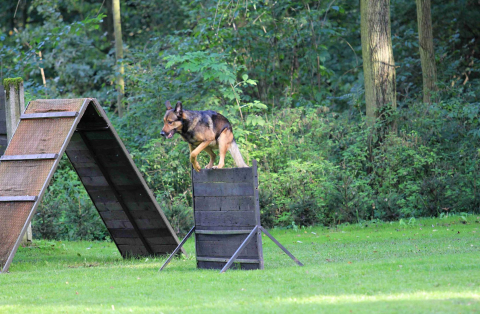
[192,162,263,270]
[0,98,182,273]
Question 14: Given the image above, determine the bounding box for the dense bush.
[1,0,479,238]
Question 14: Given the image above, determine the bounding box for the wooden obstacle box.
[0,98,183,273]
[160,161,304,273]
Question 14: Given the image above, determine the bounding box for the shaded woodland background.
[0,0,479,239]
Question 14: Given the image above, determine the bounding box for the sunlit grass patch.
[1,215,479,313]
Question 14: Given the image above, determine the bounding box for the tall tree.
[360,0,397,124]
[104,0,115,44]
[416,0,437,104]
[112,0,125,117]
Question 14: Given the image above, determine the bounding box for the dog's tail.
[228,140,249,168]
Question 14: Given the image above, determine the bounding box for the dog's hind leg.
[204,147,216,169]
[213,129,233,169]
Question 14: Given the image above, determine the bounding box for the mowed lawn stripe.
[1,216,479,313]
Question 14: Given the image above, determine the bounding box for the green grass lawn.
[1,216,479,313]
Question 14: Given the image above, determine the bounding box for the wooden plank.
[83,139,120,149]
[195,210,256,228]
[252,160,264,269]
[109,228,174,239]
[66,133,89,150]
[75,126,110,131]
[0,154,58,161]
[105,170,141,186]
[73,166,103,177]
[108,229,141,238]
[101,216,166,229]
[145,236,180,245]
[135,218,166,229]
[196,233,259,258]
[195,226,253,231]
[192,167,253,183]
[84,131,115,140]
[196,239,258,258]
[114,237,144,246]
[89,199,124,212]
[100,211,129,221]
[117,245,149,257]
[90,152,129,167]
[20,112,78,119]
[0,196,37,202]
[194,196,255,212]
[82,176,110,187]
[197,261,226,270]
[66,150,96,163]
[104,220,134,229]
[193,182,254,197]
[101,210,163,221]
[112,187,154,199]
[123,201,158,212]
[195,230,251,235]
[197,257,260,263]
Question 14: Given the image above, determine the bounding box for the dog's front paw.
[193,162,202,172]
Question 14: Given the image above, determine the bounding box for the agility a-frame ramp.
[0,98,183,273]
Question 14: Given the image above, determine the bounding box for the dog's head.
[161,101,183,139]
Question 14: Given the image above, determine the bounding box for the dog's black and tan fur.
[161,101,248,172]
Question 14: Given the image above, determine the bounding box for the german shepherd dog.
[161,101,248,172]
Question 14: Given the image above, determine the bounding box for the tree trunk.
[112,0,125,117]
[360,0,396,124]
[104,0,115,44]
[416,0,437,104]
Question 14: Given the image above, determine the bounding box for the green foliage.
[1,0,480,238]
[32,156,109,241]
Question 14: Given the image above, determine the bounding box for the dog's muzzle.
[161,130,175,139]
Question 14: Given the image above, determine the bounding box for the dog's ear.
[175,101,183,116]
[165,100,172,110]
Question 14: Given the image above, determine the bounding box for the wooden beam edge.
[197,257,260,263]
[0,196,38,202]
[20,112,78,119]
[0,153,58,161]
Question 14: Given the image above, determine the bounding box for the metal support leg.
[220,226,259,273]
[159,226,195,271]
[260,226,304,266]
